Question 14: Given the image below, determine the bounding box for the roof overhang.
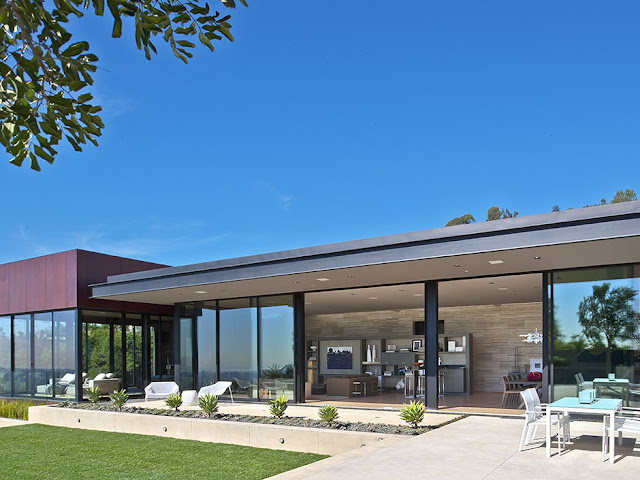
[91,202,640,305]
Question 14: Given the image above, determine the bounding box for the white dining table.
[545,397,622,464]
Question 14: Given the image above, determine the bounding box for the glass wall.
[54,310,76,398]
[0,317,11,395]
[125,313,143,392]
[219,298,258,399]
[13,315,31,396]
[196,303,217,389]
[179,317,194,390]
[259,296,294,400]
[551,265,640,405]
[178,294,295,401]
[33,312,53,397]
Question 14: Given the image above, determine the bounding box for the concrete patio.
[270,415,640,480]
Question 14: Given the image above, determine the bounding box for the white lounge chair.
[198,381,234,403]
[519,388,569,452]
[144,381,179,402]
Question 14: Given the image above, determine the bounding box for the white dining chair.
[519,388,569,453]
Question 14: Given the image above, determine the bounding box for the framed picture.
[412,339,422,351]
[327,346,353,369]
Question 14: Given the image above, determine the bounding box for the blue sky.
[2,1,639,266]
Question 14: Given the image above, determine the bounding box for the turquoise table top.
[593,378,630,384]
[548,397,621,411]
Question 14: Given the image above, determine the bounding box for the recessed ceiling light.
[347,275,355,278]
[194,291,207,294]
[350,293,356,296]
[534,256,541,260]
[464,270,469,273]
[497,287,508,291]
[489,282,495,285]
[489,260,504,265]
[413,293,423,297]
[368,297,378,300]
[511,293,516,295]
[398,289,404,292]
[316,278,330,282]
[453,264,461,268]
[219,288,226,292]
[293,281,301,284]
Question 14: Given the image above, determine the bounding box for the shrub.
[0,399,39,420]
[318,404,339,425]
[165,392,183,412]
[109,389,129,411]
[399,401,426,428]
[268,394,288,418]
[198,394,219,417]
[86,386,101,404]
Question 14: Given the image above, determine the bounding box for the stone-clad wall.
[440,302,542,392]
[306,302,542,393]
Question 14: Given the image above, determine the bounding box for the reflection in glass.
[0,317,10,395]
[197,306,217,389]
[13,315,30,396]
[259,296,294,400]
[552,265,640,406]
[84,323,112,380]
[34,313,53,397]
[53,310,76,398]
[219,298,258,399]
[125,314,143,392]
[180,317,194,389]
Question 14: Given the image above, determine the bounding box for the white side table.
[182,390,198,406]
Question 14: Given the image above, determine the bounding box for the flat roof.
[91,201,640,304]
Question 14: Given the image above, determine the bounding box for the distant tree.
[611,189,637,204]
[445,214,476,227]
[486,206,518,221]
[551,205,560,212]
[577,283,640,373]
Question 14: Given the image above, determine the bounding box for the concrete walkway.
[0,418,27,428]
[271,416,640,480]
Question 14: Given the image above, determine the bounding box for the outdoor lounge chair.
[144,381,179,402]
[575,373,593,394]
[198,381,234,403]
[519,388,569,452]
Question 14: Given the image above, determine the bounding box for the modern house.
[1,202,639,411]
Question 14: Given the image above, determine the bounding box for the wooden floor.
[305,391,524,415]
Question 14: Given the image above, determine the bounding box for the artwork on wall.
[327,346,353,369]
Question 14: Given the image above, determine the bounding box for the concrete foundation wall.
[28,406,401,455]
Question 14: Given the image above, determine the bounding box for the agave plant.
[399,401,426,428]
[165,392,183,412]
[268,394,288,418]
[85,386,101,404]
[198,394,219,418]
[318,404,339,426]
[109,389,129,411]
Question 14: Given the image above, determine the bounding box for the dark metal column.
[120,313,126,389]
[424,281,438,410]
[293,293,305,404]
[542,272,551,403]
[10,316,14,397]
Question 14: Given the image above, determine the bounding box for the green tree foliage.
[445,213,475,227]
[0,0,246,170]
[611,189,637,204]
[577,283,640,372]
[486,206,518,221]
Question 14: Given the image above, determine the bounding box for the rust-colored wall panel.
[0,250,170,316]
[0,251,78,315]
[76,250,172,315]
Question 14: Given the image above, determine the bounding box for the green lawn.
[0,424,327,480]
